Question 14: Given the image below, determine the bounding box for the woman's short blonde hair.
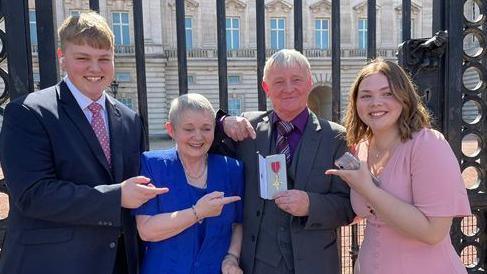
[168,93,216,126]
[343,58,431,147]
[58,11,114,50]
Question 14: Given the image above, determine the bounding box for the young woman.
[326,59,470,274]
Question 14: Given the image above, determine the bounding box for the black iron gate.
[0,0,484,273]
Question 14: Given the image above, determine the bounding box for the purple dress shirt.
[272,108,309,158]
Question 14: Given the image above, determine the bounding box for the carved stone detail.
[265,0,293,14]
[168,0,200,12]
[226,0,247,13]
[310,0,332,15]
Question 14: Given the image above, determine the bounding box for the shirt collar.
[272,108,309,134]
[65,75,107,111]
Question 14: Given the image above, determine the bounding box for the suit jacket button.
[109,242,116,248]
[251,235,256,242]
[256,210,261,217]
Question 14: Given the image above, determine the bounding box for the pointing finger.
[245,121,256,139]
[130,176,151,184]
[141,186,169,194]
[220,196,241,205]
[207,191,225,199]
[325,169,339,176]
[153,187,169,194]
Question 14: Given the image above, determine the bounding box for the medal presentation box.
[258,153,287,200]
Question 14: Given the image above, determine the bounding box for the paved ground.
[149,136,175,150]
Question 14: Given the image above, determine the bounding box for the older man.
[213,49,355,274]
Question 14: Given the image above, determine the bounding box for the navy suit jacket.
[0,81,144,274]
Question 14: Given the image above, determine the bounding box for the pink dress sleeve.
[350,141,374,218]
[410,129,471,217]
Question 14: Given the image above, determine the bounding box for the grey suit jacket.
[214,109,355,274]
[0,81,144,274]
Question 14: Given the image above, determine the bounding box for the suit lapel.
[106,96,123,183]
[57,81,113,179]
[255,114,272,157]
[294,111,322,190]
[247,113,272,212]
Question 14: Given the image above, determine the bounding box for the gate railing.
[0,0,484,273]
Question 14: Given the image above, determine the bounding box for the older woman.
[133,93,244,274]
[326,59,470,274]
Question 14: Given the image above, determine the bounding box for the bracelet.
[191,205,203,224]
[225,252,240,263]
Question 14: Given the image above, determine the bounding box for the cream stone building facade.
[27,0,435,137]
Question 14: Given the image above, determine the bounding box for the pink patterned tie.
[88,102,111,166]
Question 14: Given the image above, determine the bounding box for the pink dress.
[352,128,471,274]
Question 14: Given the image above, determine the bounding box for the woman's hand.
[325,161,377,196]
[221,254,243,274]
[194,191,241,219]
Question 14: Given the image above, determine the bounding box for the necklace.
[181,155,208,183]
[371,149,382,160]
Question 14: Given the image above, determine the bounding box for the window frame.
[185,17,193,49]
[270,17,286,50]
[228,75,241,85]
[358,18,368,49]
[315,18,330,49]
[228,97,243,116]
[29,10,37,45]
[112,11,131,46]
[226,17,240,50]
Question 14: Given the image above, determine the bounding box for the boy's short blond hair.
[58,11,114,50]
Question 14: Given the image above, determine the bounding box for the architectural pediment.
[106,0,133,9]
[395,1,422,16]
[352,1,381,16]
[226,0,247,12]
[310,0,332,14]
[168,0,199,12]
[63,0,89,9]
[265,0,293,13]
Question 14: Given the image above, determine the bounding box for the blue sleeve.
[132,154,160,216]
[232,160,244,223]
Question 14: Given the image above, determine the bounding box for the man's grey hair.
[168,93,216,125]
[263,49,311,82]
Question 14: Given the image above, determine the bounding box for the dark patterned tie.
[276,120,294,165]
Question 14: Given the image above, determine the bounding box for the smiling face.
[356,72,403,135]
[262,65,313,121]
[166,109,215,161]
[58,42,114,100]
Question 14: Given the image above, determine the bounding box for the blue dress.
[133,148,244,274]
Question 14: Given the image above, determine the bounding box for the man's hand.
[274,190,310,216]
[223,116,256,141]
[121,176,169,208]
[221,254,243,274]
